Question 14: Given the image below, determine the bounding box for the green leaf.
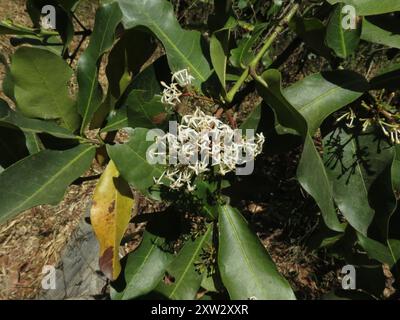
[218,205,296,300]
[100,106,128,133]
[107,128,165,197]
[106,29,156,99]
[240,104,261,131]
[357,233,399,267]
[0,20,37,36]
[323,128,396,236]
[0,144,95,224]
[0,99,79,139]
[257,70,345,232]
[210,17,236,90]
[111,212,178,300]
[77,2,122,134]
[290,17,331,58]
[10,46,80,132]
[369,63,400,91]
[327,0,400,16]
[126,91,168,129]
[155,224,212,300]
[361,15,400,49]
[326,3,361,58]
[117,0,212,89]
[230,23,267,69]
[283,70,369,134]
[393,146,400,194]
[24,132,43,154]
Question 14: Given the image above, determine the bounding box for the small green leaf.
[155,224,212,300]
[111,212,178,300]
[230,23,267,69]
[240,104,261,131]
[218,205,296,300]
[326,3,361,58]
[210,17,236,90]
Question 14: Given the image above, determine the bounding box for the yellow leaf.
[91,160,134,280]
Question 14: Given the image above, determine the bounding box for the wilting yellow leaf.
[91,160,134,280]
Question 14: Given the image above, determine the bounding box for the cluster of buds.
[161,69,195,106]
[150,109,265,192]
[336,102,400,144]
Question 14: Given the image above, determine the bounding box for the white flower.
[152,109,265,191]
[161,81,182,106]
[171,69,195,87]
[336,108,356,128]
[160,69,195,107]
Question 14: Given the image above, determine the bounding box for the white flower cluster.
[336,106,400,144]
[152,109,265,191]
[378,120,400,144]
[161,69,195,106]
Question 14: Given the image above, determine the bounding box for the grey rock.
[38,210,107,300]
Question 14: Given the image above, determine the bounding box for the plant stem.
[225,3,299,103]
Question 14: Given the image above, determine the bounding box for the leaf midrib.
[6,146,93,221]
[168,226,211,299]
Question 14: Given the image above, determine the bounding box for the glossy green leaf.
[126,91,167,129]
[257,70,344,232]
[106,29,156,99]
[218,205,296,300]
[107,128,165,197]
[230,23,267,69]
[77,2,122,134]
[393,146,400,194]
[100,106,128,133]
[116,0,212,89]
[24,132,43,154]
[111,212,178,300]
[155,225,212,300]
[0,20,37,36]
[326,3,361,58]
[361,15,400,49]
[283,70,369,134]
[10,47,80,131]
[323,128,396,235]
[357,233,399,267]
[0,99,79,139]
[0,144,95,224]
[327,0,400,16]
[210,18,236,90]
[240,104,261,131]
